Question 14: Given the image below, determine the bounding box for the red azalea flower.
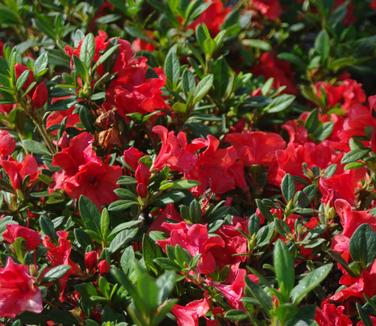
[3,224,41,250]
[172,296,210,326]
[64,161,122,208]
[149,204,182,232]
[335,199,376,238]
[251,0,282,21]
[186,135,247,195]
[211,268,246,309]
[0,258,43,318]
[210,223,248,268]
[0,155,39,190]
[84,251,98,271]
[52,132,98,176]
[188,0,231,35]
[157,222,225,275]
[331,260,376,302]
[43,231,78,302]
[0,130,16,157]
[135,162,150,197]
[123,147,144,170]
[152,125,204,173]
[31,82,48,109]
[314,78,366,111]
[225,131,286,166]
[332,199,376,261]
[98,260,111,275]
[252,52,298,95]
[64,30,109,64]
[46,107,80,135]
[319,169,366,205]
[315,302,352,326]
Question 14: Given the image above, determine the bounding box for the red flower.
[84,251,98,271]
[225,131,286,166]
[3,224,41,250]
[157,222,225,274]
[330,260,376,302]
[319,169,366,205]
[123,147,144,170]
[101,38,168,117]
[135,162,150,198]
[98,260,111,275]
[46,107,80,135]
[210,223,248,268]
[172,296,210,326]
[211,268,246,309]
[64,161,122,208]
[314,78,366,111]
[52,132,98,176]
[43,231,78,302]
[64,30,108,64]
[335,199,376,239]
[252,52,297,95]
[315,302,352,326]
[0,40,3,56]
[332,199,376,261]
[0,130,16,157]
[0,155,39,190]
[251,0,282,21]
[31,82,48,109]
[188,0,231,35]
[186,135,247,195]
[152,125,204,173]
[0,258,43,318]
[52,132,121,207]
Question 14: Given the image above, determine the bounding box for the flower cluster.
[1,0,376,325]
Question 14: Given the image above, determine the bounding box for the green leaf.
[79,196,101,236]
[94,44,119,69]
[193,74,213,103]
[34,52,48,76]
[15,70,30,90]
[43,265,71,282]
[264,94,295,113]
[39,215,57,243]
[243,39,271,51]
[341,148,370,164]
[274,240,295,299]
[80,33,95,67]
[109,228,138,253]
[108,200,138,212]
[305,109,320,133]
[245,277,272,313]
[21,139,50,155]
[290,263,333,304]
[281,174,295,201]
[224,310,248,321]
[350,224,376,267]
[159,179,199,191]
[164,47,180,90]
[315,30,330,61]
[100,208,110,241]
[313,121,334,141]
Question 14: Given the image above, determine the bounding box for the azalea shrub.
[1,0,376,325]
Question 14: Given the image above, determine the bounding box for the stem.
[28,112,56,154]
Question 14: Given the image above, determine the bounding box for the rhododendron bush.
[1,0,376,325]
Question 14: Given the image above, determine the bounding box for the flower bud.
[98,259,110,275]
[84,251,97,270]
